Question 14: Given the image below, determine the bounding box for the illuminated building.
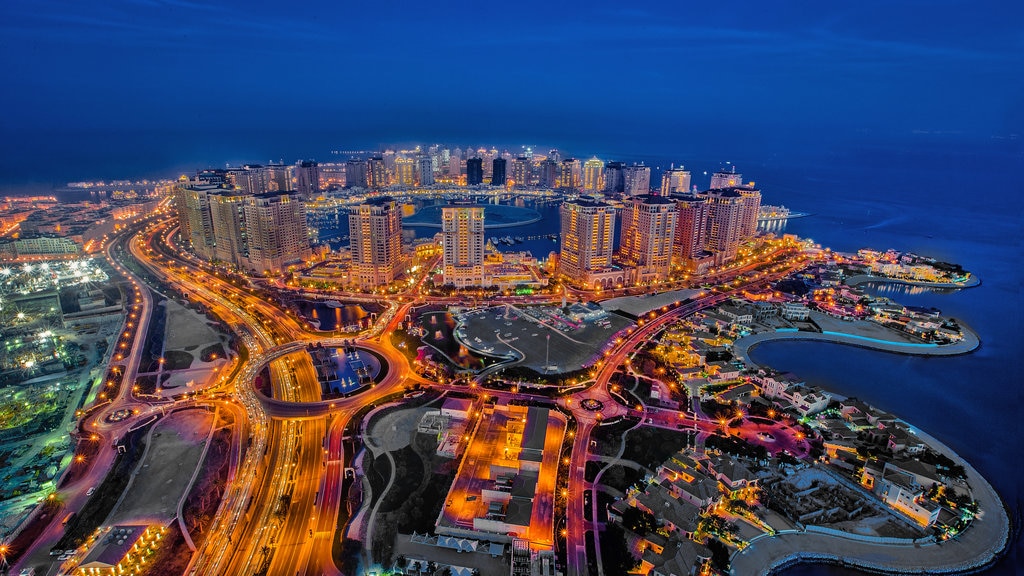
[367,156,388,189]
[294,160,320,197]
[735,184,762,238]
[491,157,507,186]
[77,525,165,576]
[511,156,530,188]
[582,157,604,191]
[348,197,403,289]
[623,163,651,195]
[394,157,416,187]
[538,159,558,188]
[442,205,485,287]
[344,160,368,188]
[700,188,745,265]
[671,194,711,272]
[416,156,435,186]
[208,191,249,265]
[660,166,691,195]
[228,164,270,195]
[466,158,484,185]
[448,147,463,177]
[242,191,311,274]
[603,161,625,193]
[559,199,616,286]
[558,158,581,190]
[710,167,742,189]
[619,194,677,283]
[173,181,218,260]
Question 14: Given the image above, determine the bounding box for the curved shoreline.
[845,274,981,289]
[733,322,981,367]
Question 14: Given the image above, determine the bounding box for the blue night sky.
[0,0,1021,189]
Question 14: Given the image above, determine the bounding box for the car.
[86,487,95,496]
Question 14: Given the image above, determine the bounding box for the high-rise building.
[294,161,320,198]
[442,206,485,287]
[173,182,218,261]
[416,156,435,187]
[660,167,691,196]
[583,157,604,191]
[242,191,311,274]
[559,158,581,190]
[710,168,742,189]
[227,165,271,195]
[548,149,561,163]
[672,194,709,263]
[491,158,507,186]
[559,199,615,283]
[623,164,651,195]
[538,160,558,188]
[394,157,416,187]
[266,164,291,192]
[209,191,249,265]
[466,158,484,185]
[619,194,677,283]
[368,157,388,189]
[349,197,403,289]
[345,160,368,188]
[511,157,530,188]
[701,188,745,265]
[449,148,463,177]
[733,185,761,238]
[603,162,625,193]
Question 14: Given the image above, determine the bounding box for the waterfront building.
[294,160,321,198]
[511,157,530,188]
[242,191,311,274]
[672,194,711,271]
[345,160,368,188]
[394,157,416,187]
[558,199,618,287]
[559,158,582,191]
[367,157,388,189]
[661,166,691,195]
[491,157,507,186]
[732,184,762,238]
[583,157,605,191]
[710,167,742,189]
[603,161,625,193]
[700,188,745,265]
[416,156,435,186]
[349,197,403,289]
[466,158,484,185]
[619,194,677,283]
[623,164,651,195]
[538,159,558,188]
[442,205,485,287]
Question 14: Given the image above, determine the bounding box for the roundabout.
[580,398,604,412]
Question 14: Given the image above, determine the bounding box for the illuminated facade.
[394,157,416,187]
[558,158,581,190]
[660,166,691,195]
[558,199,616,285]
[701,188,745,265]
[242,191,311,274]
[710,168,742,189]
[623,163,651,195]
[208,191,249,265]
[672,194,710,270]
[511,156,530,188]
[442,205,485,287]
[416,155,435,186]
[173,182,218,261]
[367,157,388,189]
[349,197,403,289]
[735,184,762,238]
[582,157,604,191]
[619,194,677,283]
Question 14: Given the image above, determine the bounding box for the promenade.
[733,312,980,366]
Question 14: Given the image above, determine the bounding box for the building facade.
[349,197,403,289]
[619,194,677,283]
[558,199,616,286]
[442,206,485,287]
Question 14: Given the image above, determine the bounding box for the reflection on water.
[758,218,789,234]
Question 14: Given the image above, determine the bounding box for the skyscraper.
[294,160,321,198]
[734,185,761,238]
[710,168,742,189]
[242,191,311,274]
[416,156,435,187]
[559,158,581,190]
[672,194,710,265]
[442,206,485,287]
[174,181,218,261]
[394,157,416,187]
[619,194,677,283]
[538,160,558,188]
[209,191,249,266]
[700,188,745,265]
[511,157,530,188]
[349,197,403,289]
[466,158,484,185]
[491,158,507,186]
[345,160,368,188]
[583,157,605,191]
[603,162,625,193]
[660,167,691,196]
[368,157,388,189]
[623,164,651,195]
[559,199,616,285]
[448,148,463,178]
